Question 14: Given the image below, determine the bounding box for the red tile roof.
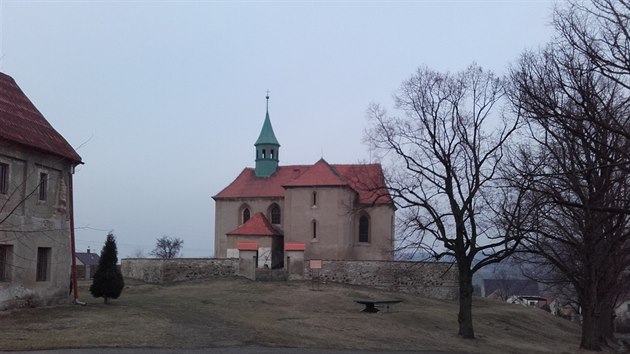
[226,212,281,236]
[284,158,347,187]
[237,241,259,251]
[0,72,82,164]
[284,242,306,251]
[214,159,392,206]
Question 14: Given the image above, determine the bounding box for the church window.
[312,191,317,206]
[312,220,317,239]
[270,205,281,224]
[242,208,251,224]
[359,215,369,243]
[270,149,274,159]
[262,149,266,159]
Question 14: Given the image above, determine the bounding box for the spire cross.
[266,89,270,111]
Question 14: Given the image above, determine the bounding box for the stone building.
[0,72,82,309]
[213,96,395,267]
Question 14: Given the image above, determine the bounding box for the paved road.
[4,347,467,354]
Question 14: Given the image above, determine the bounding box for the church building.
[213,96,395,268]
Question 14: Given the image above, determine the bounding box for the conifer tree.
[90,232,124,303]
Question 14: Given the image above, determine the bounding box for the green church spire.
[255,94,280,146]
[255,93,280,177]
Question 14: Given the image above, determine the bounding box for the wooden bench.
[355,299,402,313]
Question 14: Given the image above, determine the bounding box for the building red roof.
[226,212,281,236]
[237,241,259,251]
[213,159,392,206]
[284,242,306,251]
[0,72,82,164]
[284,158,347,187]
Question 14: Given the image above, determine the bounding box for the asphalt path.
[3,347,467,354]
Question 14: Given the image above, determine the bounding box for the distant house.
[616,298,630,317]
[75,248,100,280]
[0,72,82,309]
[507,295,548,307]
[482,278,540,300]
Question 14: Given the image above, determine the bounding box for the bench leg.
[362,303,379,313]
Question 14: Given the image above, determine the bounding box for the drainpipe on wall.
[68,170,79,303]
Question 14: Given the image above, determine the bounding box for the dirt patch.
[0,278,601,353]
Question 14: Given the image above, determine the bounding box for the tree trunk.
[599,296,615,344]
[458,268,475,339]
[581,303,602,351]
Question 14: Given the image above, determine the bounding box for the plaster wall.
[0,141,75,310]
[214,197,283,258]
[284,187,394,260]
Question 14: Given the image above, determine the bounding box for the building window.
[36,247,51,281]
[270,149,275,159]
[312,220,317,239]
[0,245,11,281]
[0,163,8,194]
[38,172,48,201]
[312,191,317,207]
[262,149,266,159]
[359,215,369,243]
[270,205,281,224]
[242,208,251,224]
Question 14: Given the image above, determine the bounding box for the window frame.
[242,208,251,224]
[36,247,51,282]
[0,162,8,195]
[38,172,48,201]
[359,214,370,243]
[0,245,11,282]
[270,204,281,224]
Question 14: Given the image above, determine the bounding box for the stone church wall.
[121,258,238,283]
[121,258,457,300]
[304,260,458,300]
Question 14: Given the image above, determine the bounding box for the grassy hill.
[0,278,618,353]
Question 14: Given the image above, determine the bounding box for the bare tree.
[365,64,520,338]
[150,236,184,259]
[506,40,630,350]
[555,0,630,90]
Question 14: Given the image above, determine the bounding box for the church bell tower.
[254,94,280,177]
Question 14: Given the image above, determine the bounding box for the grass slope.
[0,278,602,353]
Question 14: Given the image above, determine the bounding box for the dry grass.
[0,278,612,353]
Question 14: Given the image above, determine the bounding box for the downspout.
[68,169,78,303]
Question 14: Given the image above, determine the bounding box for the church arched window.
[312,220,317,239]
[242,208,251,224]
[359,214,369,243]
[312,191,317,207]
[270,204,281,224]
[262,149,266,159]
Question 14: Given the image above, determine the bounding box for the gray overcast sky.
[1,0,554,258]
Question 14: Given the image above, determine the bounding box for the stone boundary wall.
[304,260,458,300]
[121,258,238,283]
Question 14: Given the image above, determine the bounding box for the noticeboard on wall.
[309,259,322,269]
